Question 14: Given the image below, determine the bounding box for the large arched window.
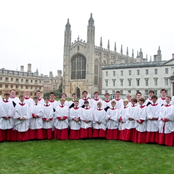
[71,54,86,79]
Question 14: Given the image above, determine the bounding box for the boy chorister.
[157,89,167,106]
[54,98,69,140]
[102,93,111,112]
[106,101,119,140]
[49,92,58,111]
[112,91,123,109]
[123,98,137,141]
[145,90,154,106]
[119,99,129,140]
[29,97,44,140]
[57,93,69,108]
[158,96,174,146]
[93,102,106,138]
[80,101,93,139]
[91,91,102,110]
[126,94,132,107]
[24,90,33,107]
[79,91,91,108]
[14,95,30,141]
[35,90,44,105]
[146,95,160,143]
[0,92,14,142]
[9,89,20,107]
[134,98,147,144]
[42,97,54,140]
[69,100,81,139]
[69,93,78,109]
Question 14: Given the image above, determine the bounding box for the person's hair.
[97,102,102,105]
[116,91,120,94]
[72,93,77,96]
[151,95,158,99]
[136,92,142,95]
[161,89,167,93]
[61,93,67,97]
[35,90,42,95]
[44,97,50,100]
[124,99,129,102]
[82,90,88,94]
[126,93,131,97]
[104,92,110,96]
[139,97,145,103]
[33,96,39,100]
[10,89,15,92]
[19,94,24,98]
[166,95,171,100]
[111,100,116,104]
[24,89,30,92]
[74,100,79,103]
[50,92,55,95]
[94,91,99,95]
[84,101,89,104]
[4,92,10,96]
[131,98,137,103]
[149,90,154,94]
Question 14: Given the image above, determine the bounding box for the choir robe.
[69,100,80,108]
[80,107,93,138]
[79,98,92,108]
[106,108,119,140]
[0,100,14,141]
[69,107,82,139]
[14,103,30,141]
[0,96,2,102]
[42,104,54,139]
[112,98,123,110]
[134,105,147,143]
[29,103,44,139]
[146,103,160,143]
[123,105,137,141]
[93,108,106,138]
[54,105,69,140]
[171,96,174,106]
[24,97,33,107]
[119,106,129,140]
[91,98,103,110]
[38,98,44,105]
[102,100,111,111]
[157,97,167,106]
[158,104,174,146]
[9,97,20,107]
[49,100,58,110]
[144,98,152,106]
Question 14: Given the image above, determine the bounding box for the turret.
[87,13,95,44]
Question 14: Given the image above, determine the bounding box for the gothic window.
[71,54,86,79]
[94,59,99,85]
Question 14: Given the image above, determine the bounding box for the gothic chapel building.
[63,14,145,98]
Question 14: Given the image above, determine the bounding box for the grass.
[0,140,174,174]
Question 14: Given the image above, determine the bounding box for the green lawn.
[0,140,174,174]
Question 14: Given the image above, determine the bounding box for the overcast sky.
[0,0,174,76]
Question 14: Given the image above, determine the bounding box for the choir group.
[0,89,174,146]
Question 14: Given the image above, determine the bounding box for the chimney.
[172,54,174,59]
[49,71,53,78]
[20,65,24,72]
[27,63,31,72]
[57,70,62,78]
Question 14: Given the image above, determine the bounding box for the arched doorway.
[76,88,80,98]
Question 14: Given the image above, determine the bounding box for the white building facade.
[102,54,174,99]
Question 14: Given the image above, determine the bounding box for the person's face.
[84,103,89,107]
[61,94,66,99]
[72,95,77,100]
[50,94,55,100]
[94,93,99,98]
[111,103,116,108]
[36,92,41,98]
[83,92,87,98]
[60,100,65,105]
[139,100,144,105]
[116,93,120,98]
[149,92,154,98]
[4,95,9,100]
[131,101,136,105]
[97,103,102,108]
[166,97,171,104]
[136,94,141,99]
[124,101,128,106]
[126,95,131,101]
[74,102,79,107]
[25,91,30,97]
[34,99,38,103]
[152,98,157,103]
[161,91,166,97]
[45,99,49,104]
[10,90,15,97]
[20,97,25,102]
[105,94,110,99]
